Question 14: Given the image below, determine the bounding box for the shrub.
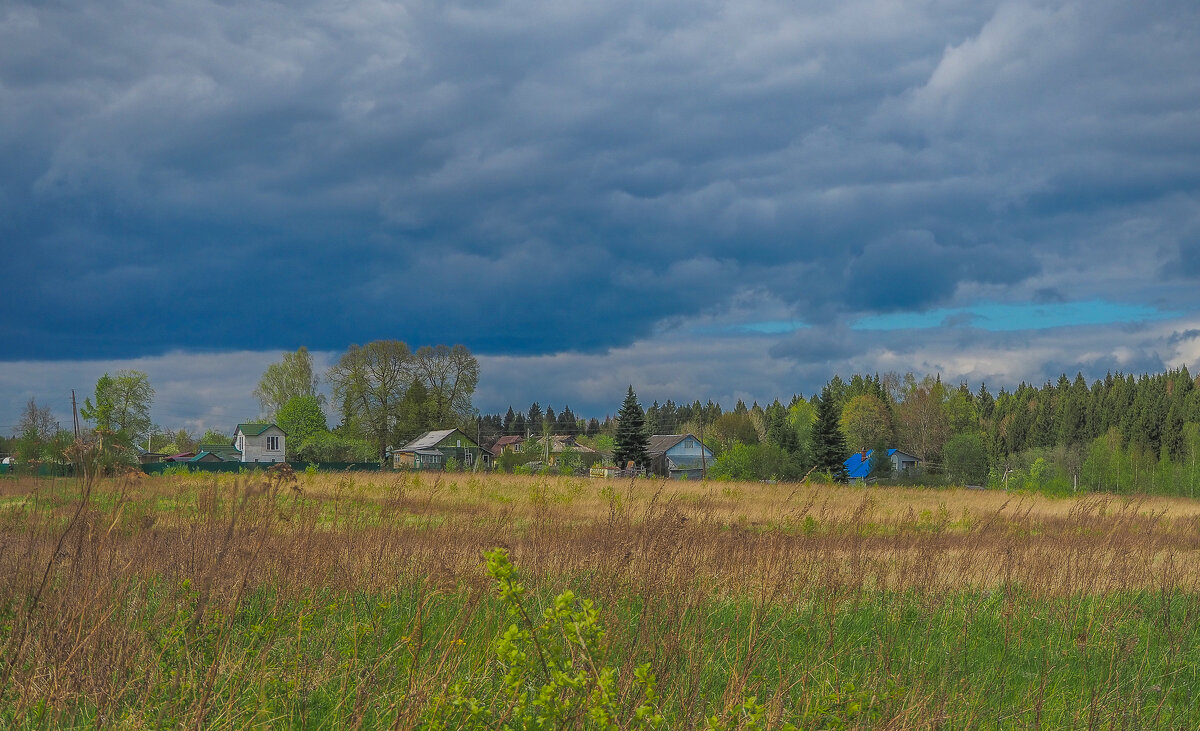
[294,432,376,463]
[426,548,667,729]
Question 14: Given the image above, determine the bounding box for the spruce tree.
[813,384,849,481]
[614,386,650,470]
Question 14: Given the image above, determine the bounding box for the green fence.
[140,461,383,475]
[0,463,75,477]
[2,462,385,477]
[140,458,384,475]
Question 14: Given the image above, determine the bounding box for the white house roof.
[399,429,458,451]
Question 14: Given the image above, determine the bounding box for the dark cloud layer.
[1,0,1199,366]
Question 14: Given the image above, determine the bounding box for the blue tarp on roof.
[844,449,902,480]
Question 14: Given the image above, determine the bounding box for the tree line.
[1,341,480,468]
[482,368,1200,495]
[6,352,1200,496]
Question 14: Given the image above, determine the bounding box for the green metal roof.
[236,422,284,436]
[196,443,242,461]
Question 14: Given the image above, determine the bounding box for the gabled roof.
[196,443,242,461]
[526,435,597,453]
[399,429,460,452]
[844,450,875,480]
[236,422,285,437]
[491,435,524,450]
[844,448,921,479]
[647,434,708,455]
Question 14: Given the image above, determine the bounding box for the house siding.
[395,428,491,470]
[238,426,286,463]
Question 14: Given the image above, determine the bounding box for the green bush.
[294,432,376,463]
[426,549,801,730]
[426,548,666,729]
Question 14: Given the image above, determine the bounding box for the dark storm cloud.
[1,0,1199,362]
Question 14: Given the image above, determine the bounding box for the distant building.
[233,423,287,463]
[193,443,243,462]
[490,435,525,454]
[135,446,167,464]
[522,434,597,466]
[646,434,714,479]
[395,428,492,470]
[844,448,921,481]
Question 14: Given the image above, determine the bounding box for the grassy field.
[2,468,1200,728]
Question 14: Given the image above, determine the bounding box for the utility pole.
[70,389,80,440]
[475,416,483,473]
[699,410,707,480]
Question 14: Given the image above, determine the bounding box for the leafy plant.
[426,548,665,729]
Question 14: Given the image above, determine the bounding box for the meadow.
[2,466,1200,728]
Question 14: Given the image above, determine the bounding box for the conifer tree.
[526,403,542,436]
[614,386,649,470]
[813,384,849,481]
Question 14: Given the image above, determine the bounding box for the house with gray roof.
[394,428,492,470]
[647,433,713,479]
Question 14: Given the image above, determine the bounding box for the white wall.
[239,426,286,463]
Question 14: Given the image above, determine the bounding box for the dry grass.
[2,468,1200,727]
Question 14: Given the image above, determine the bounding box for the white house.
[234,423,287,463]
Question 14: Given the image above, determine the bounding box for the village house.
[647,433,714,479]
[844,448,921,481]
[193,442,244,462]
[233,423,287,463]
[521,434,598,465]
[490,435,525,454]
[395,428,492,470]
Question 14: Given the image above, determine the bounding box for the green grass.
[6,471,1200,728]
[5,575,1199,728]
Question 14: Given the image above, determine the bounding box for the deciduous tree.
[254,347,322,417]
[327,340,414,460]
[81,370,154,446]
[276,395,329,453]
[16,398,59,442]
[838,393,892,451]
[414,344,479,426]
[894,374,950,463]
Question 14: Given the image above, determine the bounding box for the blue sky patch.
[851,301,1180,332]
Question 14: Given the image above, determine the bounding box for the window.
[237,435,244,451]
[684,439,694,449]
[267,436,280,451]
[456,439,462,447]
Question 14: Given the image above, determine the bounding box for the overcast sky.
[2,0,1199,433]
